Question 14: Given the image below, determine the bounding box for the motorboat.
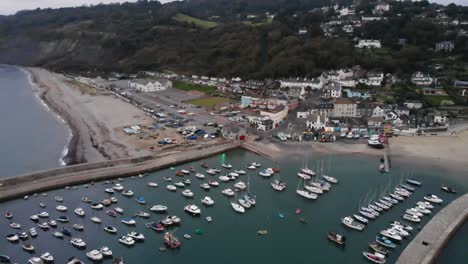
[416,205,431,214]
[62,228,72,236]
[128,231,145,241]
[362,251,386,264]
[200,183,210,190]
[6,234,19,242]
[296,190,317,200]
[271,180,286,191]
[390,193,404,201]
[181,169,190,175]
[147,182,158,187]
[259,170,272,177]
[39,202,46,208]
[322,175,338,184]
[206,169,216,175]
[181,189,194,198]
[375,236,396,248]
[369,241,390,255]
[417,201,434,209]
[113,184,124,191]
[327,231,346,245]
[229,172,239,178]
[30,214,40,222]
[252,162,261,167]
[118,236,135,246]
[402,214,421,223]
[183,179,191,185]
[341,216,365,231]
[379,199,393,207]
[201,162,209,168]
[40,252,54,262]
[184,204,201,216]
[164,232,181,249]
[0,255,10,263]
[391,226,410,237]
[407,179,422,186]
[234,181,247,190]
[104,225,117,234]
[375,202,389,210]
[57,216,69,223]
[353,214,369,224]
[400,184,415,192]
[221,188,235,197]
[394,189,411,197]
[147,222,164,232]
[149,205,168,213]
[297,172,311,180]
[231,202,245,213]
[28,257,43,264]
[81,197,92,203]
[54,196,63,202]
[135,211,150,218]
[405,208,423,217]
[246,165,256,170]
[368,139,384,149]
[184,233,192,239]
[135,196,146,204]
[380,229,402,241]
[99,246,113,257]
[305,185,323,194]
[22,243,35,252]
[56,205,68,212]
[74,208,85,217]
[52,231,64,238]
[70,238,86,248]
[5,211,13,219]
[90,216,102,223]
[106,210,117,217]
[163,177,172,181]
[166,185,177,191]
[17,232,28,240]
[122,190,134,197]
[218,175,230,182]
[222,163,232,169]
[110,197,118,203]
[195,173,205,179]
[206,216,212,223]
[234,169,246,175]
[10,222,21,229]
[201,196,214,206]
[72,224,84,231]
[87,250,103,261]
[208,180,219,186]
[369,204,383,212]
[238,198,251,208]
[390,221,413,231]
[91,203,103,210]
[441,186,457,194]
[38,222,49,230]
[362,207,379,217]
[114,207,124,214]
[424,194,443,204]
[29,228,38,237]
[168,215,181,224]
[383,196,398,204]
[121,218,136,225]
[105,188,115,194]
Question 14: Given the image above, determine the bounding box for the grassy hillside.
[173,13,219,28]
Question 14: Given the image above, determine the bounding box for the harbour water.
[0,149,466,263]
[0,65,69,177]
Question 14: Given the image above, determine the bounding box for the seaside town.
[0,1,467,264]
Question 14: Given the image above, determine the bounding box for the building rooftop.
[335,98,355,105]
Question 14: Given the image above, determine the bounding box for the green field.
[423,95,454,107]
[173,80,216,94]
[187,97,228,108]
[242,17,273,27]
[173,13,219,28]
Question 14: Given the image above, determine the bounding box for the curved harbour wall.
[396,193,468,264]
[0,143,240,203]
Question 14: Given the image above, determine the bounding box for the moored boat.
[164,232,181,249]
[375,236,396,248]
[441,186,457,194]
[406,179,422,186]
[327,231,345,245]
[362,251,386,264]
[341,216,365,231]
[369,241,390,255]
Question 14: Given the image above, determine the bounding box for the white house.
[385,111,398,121]
[372,106,385,117]
[338,78,357,87]
[374,3,390,12]
[338,68,354,80]
[411,72,433,86]
[323,83,342,98]
[366,72,384,86]
[280,78,316,89]
[306,113,328,130]
[259,105,289,126]
[356,39,381,48]
[128,79,172,92]
[434,113,447,124]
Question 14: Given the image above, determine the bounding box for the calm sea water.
[0,149,466,264]
[0,65,69,177]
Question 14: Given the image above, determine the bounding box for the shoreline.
[19,66,78,165]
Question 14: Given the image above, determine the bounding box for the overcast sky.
[0,0,466,15]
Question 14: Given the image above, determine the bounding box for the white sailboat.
[322,158,338,184]
[271,162,286,191]
[296,178,317,200]
[298,152,314,179]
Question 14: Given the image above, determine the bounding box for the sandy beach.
[27,68,153,164]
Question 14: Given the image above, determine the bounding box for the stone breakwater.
[0,142,241,203]
[396,193,468,264]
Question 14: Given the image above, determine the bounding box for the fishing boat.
[362,251,386,264]
[380,229,402,241]
[353,214,369,224]
[180,189,194,198]
[121,218,136,225]
[341,216,365,231]
[149,205,168,212]
[231,202,245,213]
[424,194,443,203]
[184,204,201,216]
[375,236,396,248]
[118,236,135,246]
[166,185,177,191]
[369,241,390,255]
[87,250,103,261]
[327,232,346,245]
[128,232,145,241]
[406,179,421,186]
[70,238,86,248]
[201,196,214,206]
[441,186,457,194]
[164,232,181,249]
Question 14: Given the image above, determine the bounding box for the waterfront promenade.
[396,193,468,264]
[0,142,240,202]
